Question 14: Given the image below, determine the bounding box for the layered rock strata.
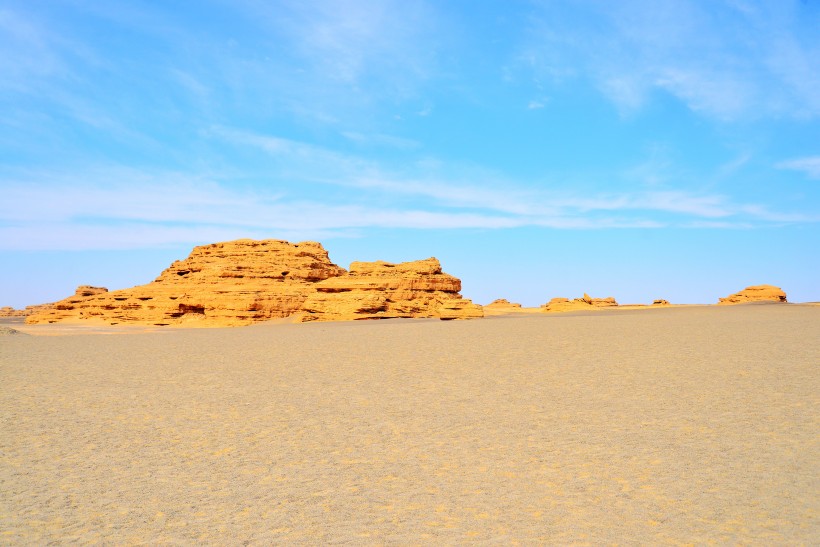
[542,293,619,312]
[300,258,483,321]
[718,285,787,305]
[26,240,346,327]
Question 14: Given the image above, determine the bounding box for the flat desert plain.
[1,304,818,544]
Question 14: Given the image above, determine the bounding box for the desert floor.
[1,304,818,544]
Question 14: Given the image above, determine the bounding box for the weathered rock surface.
[541,293,619,312]
[652,299,671,306]
[74,286,108,297]
[26,240,347,327]
[300,258,483,321]
[718,285,787,305]
[0,326,27,335]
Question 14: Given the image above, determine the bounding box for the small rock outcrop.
[652,299,670,306]
[718,285,787,305]
[26,239,347,326]
[541,293,619,312]
[0,306,27,317]
[0,326,27,335]
[485,299,523,310]
[483,299,526,315]
[300,258,483,321]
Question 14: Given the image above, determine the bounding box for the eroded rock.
[300,258,483,321]
[718,285,787,305]
[541,294,619,312]
[26,239,347,327]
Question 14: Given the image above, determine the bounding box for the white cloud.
[776,156,820,179]
[521,0,820,119]
[1,131,812,251]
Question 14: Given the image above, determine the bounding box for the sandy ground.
[1,304,818,544]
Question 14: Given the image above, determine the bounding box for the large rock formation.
[26,240,347,326]
[300,258,483,321]
[718,285,787,305]
[541,293,619,312]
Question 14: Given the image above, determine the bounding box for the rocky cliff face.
[300,258,483,321]
[26,240,347,326]
[541,293,619,312]
[718,285,787,305]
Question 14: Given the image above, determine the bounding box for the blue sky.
[1,0,818,308]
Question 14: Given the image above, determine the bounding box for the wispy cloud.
[776,156,820,179]
[520,0,820,120]
[2,128,812,250]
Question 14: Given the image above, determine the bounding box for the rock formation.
[541,293,619,312]
[26,239,347,327]
[0,307,26,317]
[718,285,787,305]
[74,285,108,297]
[652,299,670,306]
[0,326,27,335]
[300,258,483,321]
[486,299,523,310]
[483,299,526,315]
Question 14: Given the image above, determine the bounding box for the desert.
[2,301,819,544]
[5,2,820,544]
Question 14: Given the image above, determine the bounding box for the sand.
[1,304,818,544]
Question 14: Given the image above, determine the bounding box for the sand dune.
[1,304,818,543]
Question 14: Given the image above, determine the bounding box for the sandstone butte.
[541,293,619,312]
[24,239,483,327]
[300,258,483,322]
[26,240,346,327]
[718,284,788,305]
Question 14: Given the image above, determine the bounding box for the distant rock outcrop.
[718,285,787,305]
[652,299,670,306]
[484,299,524,312]
[300,258,483,321]
[0,306,26,318]
[26,239,347,326]
[542,293,619,312]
